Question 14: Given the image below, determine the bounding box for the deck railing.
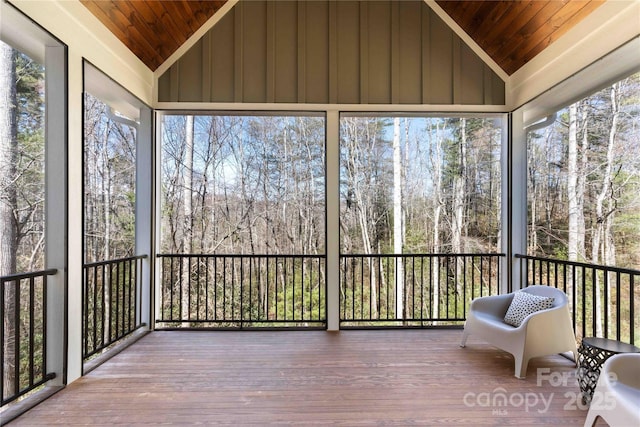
[1,269,57,406]
[516,254,639,346]
[82,255,147,361]
[156,254,326,328]
[340,253,504,327]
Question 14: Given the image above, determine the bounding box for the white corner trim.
[153,0,239,79]
[508,0,640,110]
[423,0,509,82]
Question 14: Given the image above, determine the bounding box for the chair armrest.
[469,293,514,318]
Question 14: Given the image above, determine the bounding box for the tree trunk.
[101,113,112,343]
[567,103,579,263]
[452,119,467,295]
[393,118,404,319]
[591,83,620,337]
[1,42,18,402]
[181,115,194,324]
[430,120,444,320]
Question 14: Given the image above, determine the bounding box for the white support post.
[326,110,340,331]
[136,106,153,329]
[153,112,163,327]
[45,44,67,386]
[502,109,528,293]
[65,51,83,384]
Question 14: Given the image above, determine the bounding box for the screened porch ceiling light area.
[78,0,605,76]
[84,61,146,122]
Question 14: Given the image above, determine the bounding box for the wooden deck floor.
[8,330,599,426]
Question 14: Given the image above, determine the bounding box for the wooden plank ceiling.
[80,0,227,71]
[81,0,604,75]
[436,0,605,75]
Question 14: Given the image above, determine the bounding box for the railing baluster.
[14,278,21,396]
[80,256,146,362]
[630,275,635,345]
[1,269,57,406]
[514,254,638,346]
[29,276,35,388]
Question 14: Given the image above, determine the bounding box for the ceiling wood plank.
[128,1,182,58]
[81,0,226,71]
[80,0,162,68]
[436,0,604,75]
[469,1,517,44]
[495,1,569,67]
[502,0,606,74]
[111,1,171,62]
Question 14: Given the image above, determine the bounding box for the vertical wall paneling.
[211,10,234,102]
[359,1,369,104]
[297,1,306,103]
[169,61,179,101]
[275,1,298,103]
[234,5,243,102]
[305,1,329,103]
[158,70,170,101]
[429,11,453,104]
[460,43,483,104]
[390,1,400,105]
[336,1,360,104]
[452,37,461,104]
[266,1,275,103]
[367,1,391,104]
[328,1,338,104]
[242,1,267,103]
[492,69,505,105]
[157,0,505,105]
[421,4,431,104]
[483,64,493,105]
[399,1,422,104]
[201,31,212,100]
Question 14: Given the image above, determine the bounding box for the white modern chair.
[460,285,578,378]
[583,353,640,427]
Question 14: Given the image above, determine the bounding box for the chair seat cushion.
[503,291,554,327]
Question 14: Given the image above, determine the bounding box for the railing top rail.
[84,254,148,268]
[157,253,326,259]
[515,254,640,276]
[341,253,506,258]
[1,268,57,283]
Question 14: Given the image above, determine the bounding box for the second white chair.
[583,353,640,427]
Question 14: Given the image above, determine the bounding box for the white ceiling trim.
[154,102,507,114]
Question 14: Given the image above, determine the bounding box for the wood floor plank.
[7,330,601,426]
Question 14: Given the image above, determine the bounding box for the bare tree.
[591,83,621,336]
[393,117,404,319]
[0,39,18,403]
[181,115,194,321]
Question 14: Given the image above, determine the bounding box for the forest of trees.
[339,116,501,257]
[157,113,502,325]
[159,114,502,259]
[527,72,640,271]
[0,42,46,278]
[160,114,326,256]
[83,93,137,263]
[1,41,47,401]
